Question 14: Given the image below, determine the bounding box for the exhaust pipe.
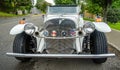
[77,30,86,36]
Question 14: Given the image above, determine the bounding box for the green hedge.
[84,18,94,22]
[107,8,120,23]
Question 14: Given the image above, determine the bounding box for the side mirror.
[42,15,44,18]
[42,15,45,21]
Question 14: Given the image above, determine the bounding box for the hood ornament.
[59,18,65,24]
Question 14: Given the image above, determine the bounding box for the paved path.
[106,29,120,51]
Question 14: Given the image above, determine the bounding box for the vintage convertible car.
[7,5,115,64]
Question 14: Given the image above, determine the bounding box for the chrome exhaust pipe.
[78,31,83,36]
[77,30,86,36]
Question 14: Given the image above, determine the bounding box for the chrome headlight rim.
[24,23,35,35]
[83,22,95,33]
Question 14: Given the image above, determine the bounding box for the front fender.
[10,24,26,35]
[93,22,111,32]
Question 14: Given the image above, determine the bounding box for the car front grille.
[45,18,76,54]
[45,39,75,54]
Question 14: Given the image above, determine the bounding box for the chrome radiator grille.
[45,39,75,54]
[45,18,76,54]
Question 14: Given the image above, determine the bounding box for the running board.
[6,53,115,58]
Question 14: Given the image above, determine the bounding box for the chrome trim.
[37,36,82,39]
[6,53,115,58]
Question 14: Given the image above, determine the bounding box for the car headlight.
[24,23,35,35]
[83,22,95,33]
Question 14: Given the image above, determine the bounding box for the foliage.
[55,0,76,5]
[36,1,51,13]
[83,18,94,22]
[111,0,120,8]
[108,0,120,23]
[107,0,120,23]
[0,0,32,14]
[86,1,102,15]
[81,3,86,14]
[107,8,120,23]
[88,0,116,22]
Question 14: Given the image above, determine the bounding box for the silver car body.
[7,5,115,58]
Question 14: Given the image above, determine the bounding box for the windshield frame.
[47,5,79,15]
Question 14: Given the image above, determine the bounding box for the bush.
[84,18,94,21]
[55,0,75,5]
[36,1,51,13]
[107,8,120,23]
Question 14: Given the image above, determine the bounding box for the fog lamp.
[61,31,67,36]
[51,30,57,37]
[43,30,49,36]
[70,29,76,36]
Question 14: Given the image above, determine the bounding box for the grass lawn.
[0,12,17,17]
[108,22,120,31]
[0,12,27,17]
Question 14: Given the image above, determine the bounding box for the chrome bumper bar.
[6,53,115,58]
[37,36,82,39]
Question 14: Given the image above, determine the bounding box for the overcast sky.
[45,0,55,5]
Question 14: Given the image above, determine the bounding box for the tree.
[0,0,32,14]
[112,0,120,8]
[89,0,116,22]
[0,0,14,12]
[15,0,32,11]
[36,0,51,13]
[107,7,120,23]
[55,0,76,5]
[107,0,120,23]
[86,1,102,15]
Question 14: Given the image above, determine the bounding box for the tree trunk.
[103,2,111,23]
[103,8,107,23]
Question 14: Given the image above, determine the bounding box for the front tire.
[13,32,36,62]
[90,30,108,64]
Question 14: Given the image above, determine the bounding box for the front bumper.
[6,53,115,58]
[37,36,82,39]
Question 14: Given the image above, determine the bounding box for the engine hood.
[44,14,79,24]
[44,18,76,29]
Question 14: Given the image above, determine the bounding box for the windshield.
[48,6,77,14]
